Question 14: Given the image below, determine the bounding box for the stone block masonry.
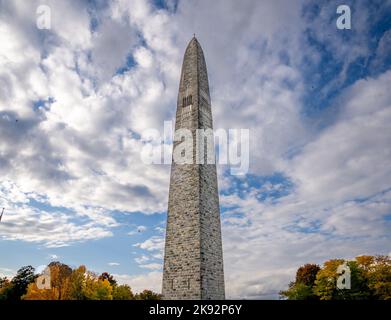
[162,37,225,300]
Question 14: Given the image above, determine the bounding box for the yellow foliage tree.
[19,262,160,300]
[23,282,57,300]
[313,259,344,300]
[83,273,113,300]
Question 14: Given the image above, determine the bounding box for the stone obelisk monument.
[162,37,225,300]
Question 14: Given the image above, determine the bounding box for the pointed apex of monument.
[185,35,203,54]
[188,35,198,44]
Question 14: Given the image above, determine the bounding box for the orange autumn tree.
[21,262,159,300]
[23,264,109,300]
[23,262,72,300]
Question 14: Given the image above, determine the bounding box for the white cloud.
[133,235,164,272]
[0,181,113,247]
[134,236,164,252]
[0,0,306,248]
[220,69,391,298]
[134,255,150,264]
[1,0,172,216]
[289,70,391,208]
[0,206,112,248]
[139,263,162,271]
[0,267,16,279]
[108,262,120,266]
[114,271,162,294]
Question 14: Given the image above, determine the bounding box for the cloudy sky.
[0,0,390,299]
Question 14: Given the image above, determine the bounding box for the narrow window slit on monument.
[182,95,193,107]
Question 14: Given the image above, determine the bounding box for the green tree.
[7,266,36,300]
[280,282,314,300]
[314,259,372,300]
[282,255,391,300]
[135,289,162,300]
[68,265,87,300]
[113,284,134,300]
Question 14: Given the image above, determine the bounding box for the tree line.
[0,261,161,300]
[280,255,390,300]
[2,255,389,300]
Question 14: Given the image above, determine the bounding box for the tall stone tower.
[162,37,225,300]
